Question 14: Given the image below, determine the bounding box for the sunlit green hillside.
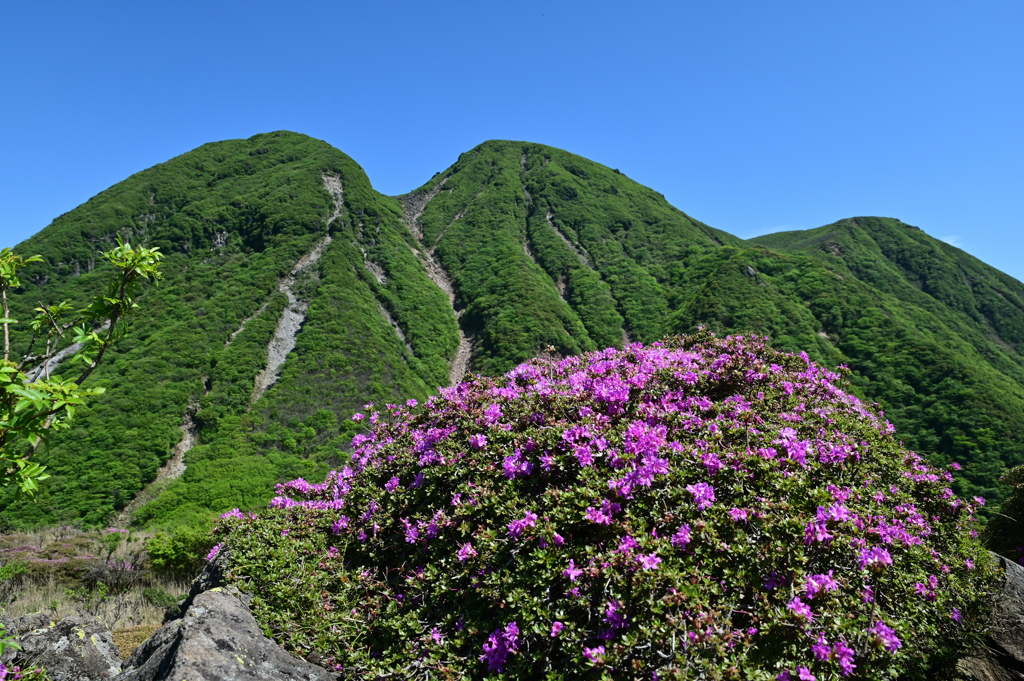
[2,133,1021,529]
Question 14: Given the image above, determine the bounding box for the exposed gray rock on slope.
[115,586,336,681]
[1,612,122,680]
[959,553,1024,680]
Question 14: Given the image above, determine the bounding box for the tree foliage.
[0,240,161,495]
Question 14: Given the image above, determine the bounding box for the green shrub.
[983,464,1024,562]
[218,331,997,679]
[0,560,27,607]
[146,524,215,580]
[142,587,182,617]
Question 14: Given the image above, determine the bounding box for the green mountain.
[2,132,1021,528]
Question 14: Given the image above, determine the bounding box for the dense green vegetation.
[1,133,1022,533]
[0,132,458,528]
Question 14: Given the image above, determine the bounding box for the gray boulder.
[115,585,336,681]
[0,613,122,680]
[958,553,1024,680]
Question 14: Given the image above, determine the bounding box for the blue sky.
[2,1,1021,279]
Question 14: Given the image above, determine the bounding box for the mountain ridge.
[1,131,1020,528]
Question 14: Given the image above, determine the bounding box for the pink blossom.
[787,596,814,622]
[457,542,477,562]
[637,552,662,570]
[686,482,715,511]
[562,559,583,582]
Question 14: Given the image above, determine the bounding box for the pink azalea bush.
[217,331,996,679]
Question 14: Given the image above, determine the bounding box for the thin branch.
[1,285,8,363]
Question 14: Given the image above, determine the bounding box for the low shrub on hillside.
[146,524,216,580]
[984,464,1024,563]
[0,526,191,629]
[217,331,996,679]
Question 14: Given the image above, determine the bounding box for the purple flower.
[637,552,662,570]
[479,622,519,672]
[951,607,963,622]
[574,445,594,467]
[859,547,893,571]
[583,645,605,663]
[728,507,748,522]
[804,519,833,545]
[819,503,851,523]
[603,599,629,630]
[832,639,857,676]
[618,535,639,554]
[469,433,487,449]
[330,516,349,534]
[508,511,538,539]
[671,524,692,550]
[787,596,814,622]
[702,452,723,474]
[483,403,503,426]
[551,621,564,637]
[868,620,901,653]
[585,499,620,525]
[797,668,816,681]
[206,543,223,562]
[457,542,477,562]
[385,476,400,492]
[401,518,419,544]
[503,450,535,479]
[811,633,830,661]
[686,482,715,511]
[965,559,974,570]
[805,571,838,599]
[562,559,583,582]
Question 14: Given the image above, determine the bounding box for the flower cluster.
[217,331,996,679]
[0,663,49,680]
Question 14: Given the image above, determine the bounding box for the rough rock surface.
[177,546,231,613]
[1,612,122,680]
[959,553,1024,680]
[115,585,336,681]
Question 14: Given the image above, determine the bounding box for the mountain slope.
[0,132,459,526]
[664,239,1024,502]
[1,134,1022,528]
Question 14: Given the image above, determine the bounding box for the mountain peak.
[1,133,1021,529]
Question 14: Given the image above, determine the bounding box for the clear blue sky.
[2,1,1021,279]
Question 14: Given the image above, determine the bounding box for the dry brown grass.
[1,526,193,631]
[2,574,190,629]
[112,624,162,660]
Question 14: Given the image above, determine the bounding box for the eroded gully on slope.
[250,174,341,403]
[115,175,343,524]
[400,179,473,385]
